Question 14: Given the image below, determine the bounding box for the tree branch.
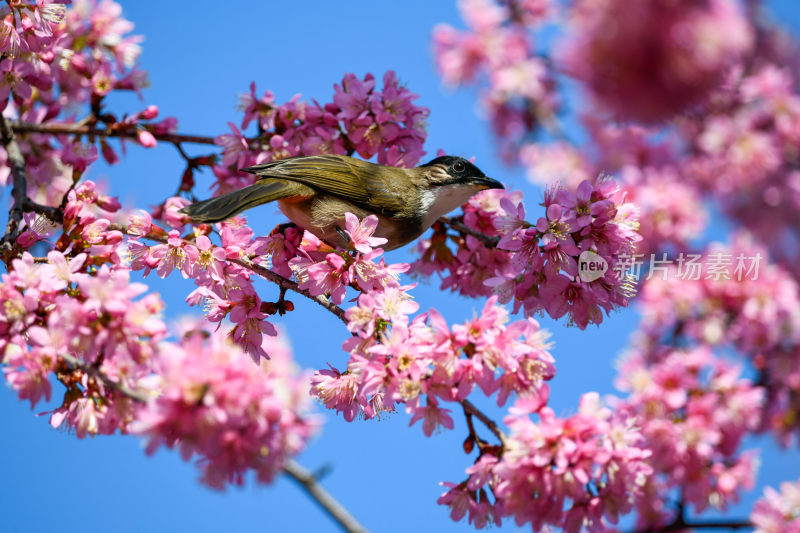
[230,256,348,325]
[634,519,753,532]
[283,459,371,533]
[58,352,151,403]
[439,216,501,248]
[1,114,30,246]
[11,121,219,146]
[460,399,507,447]
[632,498,751,533]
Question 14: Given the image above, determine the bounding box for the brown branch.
[632,499,752,533]
[230,256,348,325]
[634,519,753,533]
[283,459,371,533]
[23,199,63,224]
[11,121,219,146]
[58,352,151,403]
[440,216,501,248]
[463,407,483,446]
[460,399,507,447]
[1,114,30,246]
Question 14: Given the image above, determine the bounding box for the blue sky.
[2,1,800,532]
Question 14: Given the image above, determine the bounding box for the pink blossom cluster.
[312,295,554,427]
[132,325,318,489]
[681,59,800,279]
[559,0,752,123]
[439,393,653,531]
[616,165,707,256]
[1,250,164,437]
[520,121,708,256]
[751,478,800,533]
[432,0,559,160]
[287,213,408,305]
[0,0,176,204]
[635,235,800,445]
[126,208,281,362]
[2,180,152,437]
[0,250,317,487]
[2,182,318,487]
[412,178,641,328]
[615,346,762,526]
[211,71,429,195]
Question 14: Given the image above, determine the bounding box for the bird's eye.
[453,161,465,173]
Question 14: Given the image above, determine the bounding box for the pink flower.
[41,250,86,291]
[343,212,387,253]
[127,209,152,237]
[150,230,198,279]
[751,479,800,533]
[310,364,361,422]
[3,348,54,408]
[193,235,227,282]
[0,58,33,102]
[91,61,115,96]
[215,122,250,167]
[81,218,110,244]
[536,203,580,256]
[228,286,277,361]
[238,81,276,130]
[161,196,191,229]
[60,142,99,173]
[408,396,454,436]
[290,252,349,305]
[333,72,375,121]
[16,212,57,248]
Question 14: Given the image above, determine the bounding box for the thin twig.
[463,407,482,445]
[11,121,219,146]
[171,141,193,161]
[461,399,507,447]
[439,216,501,248]
[283,459,371,533]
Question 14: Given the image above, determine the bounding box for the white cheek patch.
[419,188,436,214]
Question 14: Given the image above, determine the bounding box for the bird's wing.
[241,155,406,217]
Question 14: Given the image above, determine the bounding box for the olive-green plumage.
[177,180,311,223]
[179,154,503,250]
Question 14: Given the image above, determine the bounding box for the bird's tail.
[179,181,295,223]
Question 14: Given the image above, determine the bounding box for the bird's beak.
[471,176,504,190]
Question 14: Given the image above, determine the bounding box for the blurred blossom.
[559,0,753,122]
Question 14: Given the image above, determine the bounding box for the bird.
[179,154,503,251]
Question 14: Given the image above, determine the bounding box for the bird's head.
[419,156,504,191]
[415,156,505,226]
